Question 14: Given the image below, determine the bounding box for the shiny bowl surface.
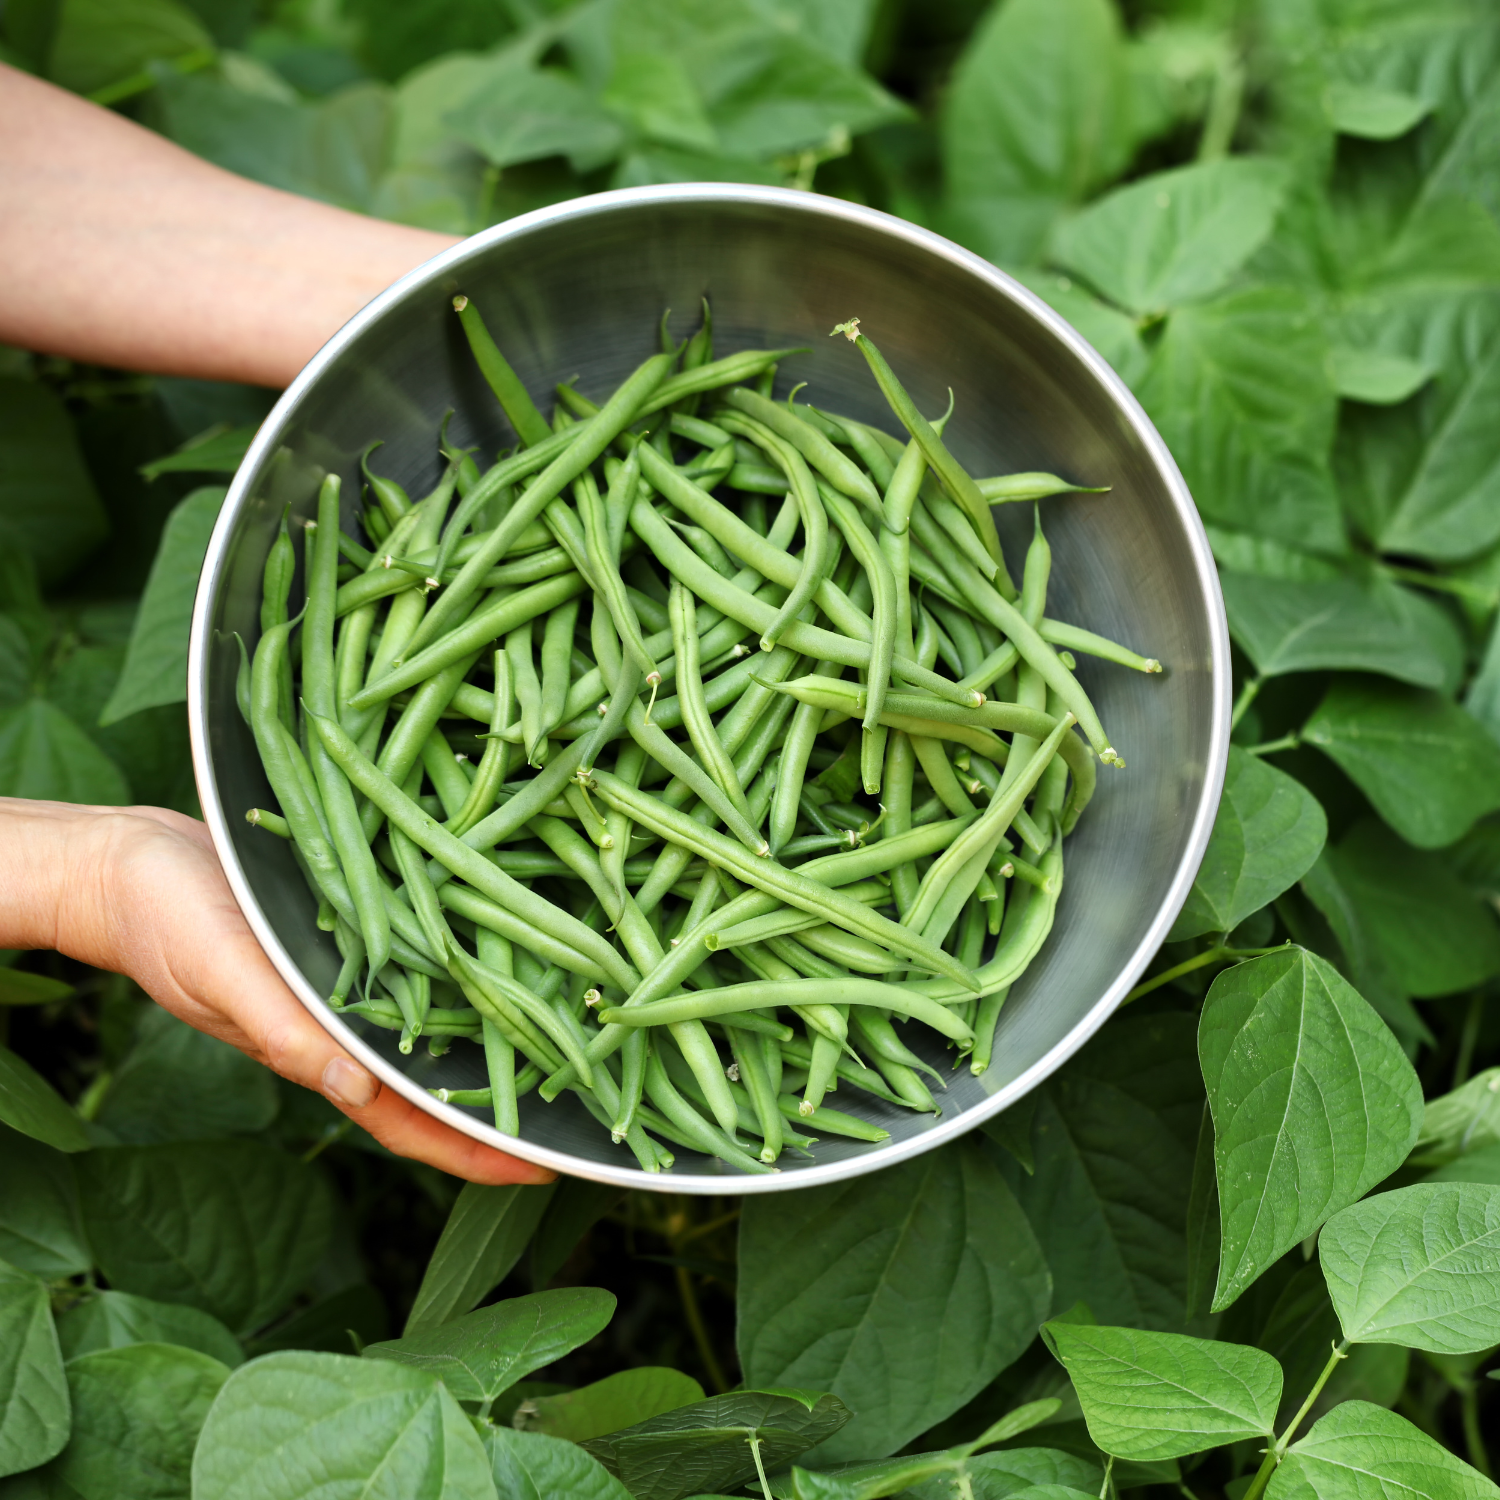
[189,183,1230,1193]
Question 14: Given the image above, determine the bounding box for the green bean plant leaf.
[1135,286,1343,553]
[581,1389,852,1500]
[738,1138,1051,1462]
[1265,1399,1499,1500]
[527,1180,626,1291]
[1323,82,1431,140]
[1411,1067,1500,1167]
[191,1351,496,1500]
[0,1046,90,1154]
[1307,821,1500,1002]
[403,1182,557,1334]
[99,487,225,725]
[74,1141,333,1336]
[55,1289,244,1367]
[989,1013,1203,1330]
[1318,1182,1500,1354]
[942,0,1138,264]
[1219,572,1464,690]
[363,1287,616,1402]
[516,1367,705,1443]
[1302,679,1500,848]
[0,378,109,586]
[1041,1323,1282,1461]
[45,0,215,97]
[0,969,73,1008]
[1327,346,1433,405]
[0,1259,70,1479]
[1171,746,1326,940]
[0,1126,90,1278]
[904,1450,1105,1500]
[0,616,30,710]
[485,1426,634,1500]
[1050,157,1290,317]
[95,1007,279,1144]
[1199,947,1423,1311]
[138,428,254,480]
[43,1343,229,1500]
[0,699,131,806]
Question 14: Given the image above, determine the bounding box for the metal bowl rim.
[188,181,1231,1194]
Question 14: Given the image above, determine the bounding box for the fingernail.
[323,1055,377,1109]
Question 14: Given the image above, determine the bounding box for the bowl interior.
[193,186,1227,1192]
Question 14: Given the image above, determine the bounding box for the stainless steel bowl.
[189,183,1230,1193]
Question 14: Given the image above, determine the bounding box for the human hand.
[0,797,553,1185]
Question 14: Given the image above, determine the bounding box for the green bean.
[769,660,839,856]
[977,472,1110,503]
[438,882,598,980]
[1040,620,1162,674]
[361,444,410,525]
[538,596,580,750]
[246,807,291,838]
[420,728,472,820]
[643,1050,773,1174]
[726,1026,783,1162]
[818,481,896,732]
[669,578,752,823]
[448,652,511,836]
[922,487,1007,590]
[850,1009,944,1088]
[1020,506,1051,627]
[640,348,803,418]
[452,294,549,447]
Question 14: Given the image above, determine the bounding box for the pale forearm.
[0,64,459,387]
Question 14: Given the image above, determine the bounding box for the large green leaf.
[1315,821,1500,999]
[0,1260,70,1479]
[1267,1399,1498,1500]
[364,1288,614,1402]
[99,488,224,726]
[1413,1067,1500,1166]
[1219,572,1464,690]
[0,700,130,806]
[738,1138,1050,1462]
[138,431,253,481]
[46,1344,228,1500]
[581,1390,851,1500]
[1302,678,1500,848]
[485,1427,633,1500]
[1171,747,1326,941]
[94,1009,278,1145]
[1051,158,1289,317]
[1428,1142,1500,1186]
[904,1448,1103,1500]
[46,0,213,96]
[191,1351,495,1500]
[1044,1323,1281,1461]
[56,1291,243,1368]
[0,379,108,585]
[1136,286,1343,553]
[448,64,623,172]
[0,1126,90,1278]
[1011,271,1149,388]
[74,1142,333,1336]
[519,1367,705,1442]
[403,1182,556,1334]
[1199,947,1423,1312]
[942,0,1135,264]
[990,1013,1202,1330]
[0,1048,89,1154]
[1319,1182,1500,1353]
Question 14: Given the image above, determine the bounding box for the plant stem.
[676,1263,729,1393]
[1241,1341,1349,1500]
[1198,51,1246,160]
[1099,1456,1114,1500]
[1453,992,1483,1090]
[1231,673,1264,731]
[1379,562,1500,610]
[1123,945,1285,1005]
[747,1434,774,1500]
[1246,734,1300,758]
[1461,1384,1492,1479]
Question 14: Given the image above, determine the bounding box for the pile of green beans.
[244,299,1161,1174]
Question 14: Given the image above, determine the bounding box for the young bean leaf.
[1319,1182,1500,1353]
[138,428,254,480]
[517,1367,705,1443]
[581,1390,851,1500]
[1051,158,1289,317]
[48,1343,229,1500]
[0,1125,90,1278]
[0,1047,89,1154]
[1411,1067,1500,1167]
[1136,287,1343,553]
[1266,1399,1497,1500]
[99,487,226,725]
[991,1013,1202,1331]
[56,1289,243,1367]
[738,1138,1050,1462]
[95,1007,279,1144]
[1323,82,1431,140]
[485,1426,633,1500]
[1302,679,1500,848]
[0,700,130,806]
[0,1259,70,1479]
[1171,746,1326,940]
[191,1351,495,1500]
[1200,947,1423,1312]
[1327,346,1433,405]
[75,1141,333,1336]
[1042,1323,1283,1461]
[364,1288,615,1402]
[403,1182,557,1334]
[1219,572,1463,690]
